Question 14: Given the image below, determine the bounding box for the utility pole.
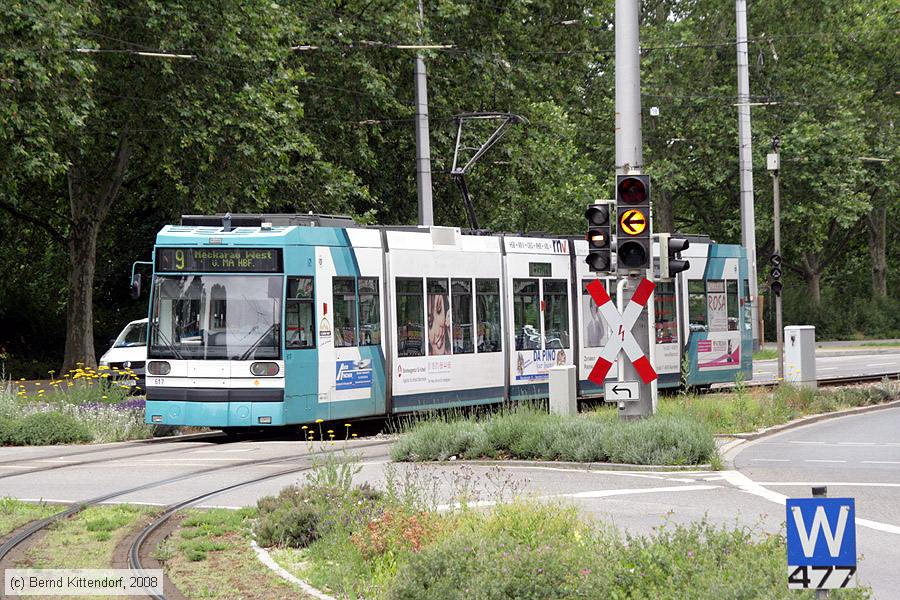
[768,138,784,380]
[615,0,654,418]
[414,0,433,226]
[735,0,760,351]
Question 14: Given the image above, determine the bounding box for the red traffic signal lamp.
[585,202,613,273]
[615,174,651,272]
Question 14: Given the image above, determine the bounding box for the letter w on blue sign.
[786,498,857,589]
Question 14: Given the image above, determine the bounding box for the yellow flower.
[344,423,351,427]
[315,419,324,423]
[301,425,308,430]
[327,429,334,434]
[101,395,108,399]
[351,433,358,438]
[98,365,109,370]
[34,382,41,386]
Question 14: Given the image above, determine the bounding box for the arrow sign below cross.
[586,278,657,385]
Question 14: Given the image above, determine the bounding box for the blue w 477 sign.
[786,497,857,589]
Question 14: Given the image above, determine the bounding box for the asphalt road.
[2,406,899,597]
[732,407,900,597]
[752,351,900,384]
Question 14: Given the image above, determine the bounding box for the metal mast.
[736,0,759,348]
[414,0,433,226]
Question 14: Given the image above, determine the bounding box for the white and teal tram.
[143,214,752,427]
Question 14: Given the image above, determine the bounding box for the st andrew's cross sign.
[585,278,657,385]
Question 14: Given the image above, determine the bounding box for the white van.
[99,318,148,387]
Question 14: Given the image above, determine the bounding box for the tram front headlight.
[251,362,280,377]
[147,361,171,376]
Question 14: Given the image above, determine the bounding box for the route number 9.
[175,249,185,270]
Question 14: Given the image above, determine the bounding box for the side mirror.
[130,274,141,299]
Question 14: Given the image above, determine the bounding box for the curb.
[442,459,712,472]
[251,540,336,600]
[718,398,900,466]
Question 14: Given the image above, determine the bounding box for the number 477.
[788,565,857,589]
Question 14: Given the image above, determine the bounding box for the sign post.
[586,277,657,418]
[786,487,857,594]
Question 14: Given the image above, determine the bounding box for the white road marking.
[818,367,839,371]
[757,482,900,488]
[0,465,37,469]
[435,484,720,511]
[838,442,876,446]
[789,441,826,445]
[869,362,896,366]
[721,471,900,536]
[751,458,790,462]
[861,461,900,465]
[192,448,257,453]
[34,459,80,463]
[805,459,846,463]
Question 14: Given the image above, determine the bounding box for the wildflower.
[34,382,41,387]
[315,418,324,423]
[344,423,351,427]
[102,395,108,400]
[327,429,334,434]
[301,425,308,430]
[351,433,358,438]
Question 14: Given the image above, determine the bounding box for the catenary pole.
[735,0,760,350]
[414,0,433,226]
[615,0,654,418]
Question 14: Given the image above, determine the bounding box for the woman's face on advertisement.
[428,294,448,354]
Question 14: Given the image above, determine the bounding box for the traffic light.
[770,253,783,295]
[585,201,613,273]
[658,233,690,279]
[615,174,651,272]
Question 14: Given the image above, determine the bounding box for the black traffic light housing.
[770,253,783,295]
[585,201,613,273]
[658,233,690,279]
[615,174,651,272]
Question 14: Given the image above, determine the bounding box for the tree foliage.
[0,0,896,373]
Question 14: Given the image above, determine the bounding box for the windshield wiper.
[150,321,185,360]
[238,324,279,361]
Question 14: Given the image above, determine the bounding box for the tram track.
[0,433,233,482]
[0,438,393,577]
[716,371,899,392]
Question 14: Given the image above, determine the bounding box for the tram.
[142,214,752,427]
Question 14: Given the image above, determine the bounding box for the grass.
[752,348,779,360]
[267,481,873,600]
[161,508,297,600]
[858,341,900,348]
[0,497,58,536]
[19,504,154,575]
[0,367,152,444]
[661,378,900,435]
[391,405,716,466]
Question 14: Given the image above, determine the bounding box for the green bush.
[0,412,93,446]
[254,483,383,548]
[392,407,716,465]
[388,509,872,600]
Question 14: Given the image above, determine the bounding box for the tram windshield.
[149,275,283,360]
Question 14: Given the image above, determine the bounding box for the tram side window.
[543,279,570,349]
[655,281,678,344]
[358,277,380,346]
[476,279,501,353]
[727,280,739,331]
[582,279,608,348]
[513,279,540,350]
[742,279,752,332]
[451,279,474,354]
[286,277,315,349]
[427,278,451,356]
[688,279,707,332]
[396,278,424,357]
[333,277,357,347]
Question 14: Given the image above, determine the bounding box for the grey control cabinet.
[784,325,816,389]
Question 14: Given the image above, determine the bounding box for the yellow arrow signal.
[619,209,647,236]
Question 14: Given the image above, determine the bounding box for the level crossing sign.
[786,497,857,589]
[585,277,657,385]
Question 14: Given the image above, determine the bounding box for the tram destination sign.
[155,247,282,273]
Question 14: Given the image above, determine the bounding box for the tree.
[0,0,367,370]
